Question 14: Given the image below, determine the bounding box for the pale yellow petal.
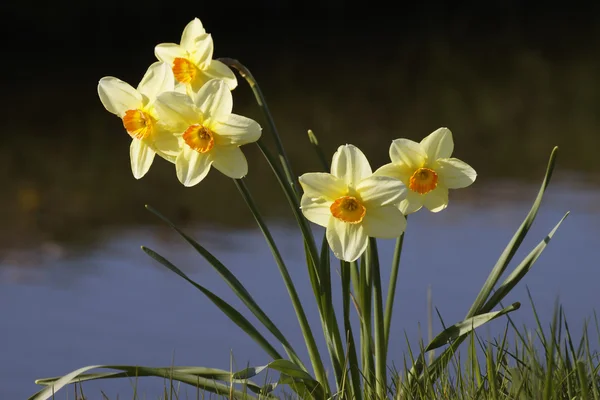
[420,127,454,160]
[389,139,426,170]
[151,125,180,162]
[176,146,212,187]
[213,114,261,146]
[130,139,156,179]
[193,79,232,123]
[362,206,406,238]
[399,191,424,214]
[357,176,407,207]
[327,218,368,262]
[137,62,175,103]
[299,173,347,200]
[154,43,186,64]
[422,186,449,212]
[98,77,143,117]
[301,196,332,228]
[210,146,248,179]
[373,162,413,185]
[202,60,238,90]
[154,92,200,132]
[181,18,206,51]
[189,34,214,67]
[331,144,372,189]
[436,158,477,189]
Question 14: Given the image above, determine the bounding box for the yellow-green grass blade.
[142,246,283,361]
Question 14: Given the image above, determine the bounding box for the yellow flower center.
[183,124,215,153]
[409,167,438,194]
[122,109,156,140]
[330,196,366,224]
[172,57,198,84]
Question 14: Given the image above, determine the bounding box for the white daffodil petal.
[399,191,424,214]
[155,92,199,131]
[130,139,156,179]
[210,146,248,179]
[300,196,332,228]
[154,43,186,64]
[299,173,347,199]
[436,158,477,189]
[362,206,406,238]
[152,125,180,161]
[214,114,262,146]
[421,127,454,160]
[190,34,214,66]
[176,147,212,187]
[331,144,372,188]
[327,218,368,262]
[357,176,407,207]
[98,77,143,117]
[193,79,233,123]
[389,139,426,170]
[423,187,449,212]
[137,62,175,103]
[202,60,238,90]
[181,18,206,51]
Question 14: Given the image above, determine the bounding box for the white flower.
[299,145,407,262]
[97,62,179,179]
[155,18,237,92]
[375,127,476,214]
[154,79,261,187]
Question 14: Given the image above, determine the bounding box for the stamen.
[122,109,155,140]
[183,124,215,153]
[330,196,366,223]
[409,167,438,194]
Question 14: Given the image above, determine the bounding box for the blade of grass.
[466,146,559,319]
[385,229,406,352]
[142,246,283,361]
[232,179,328,386]
[369,238,388,399]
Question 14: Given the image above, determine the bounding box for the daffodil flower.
[98,62,180,179]
[375,127,476,214]
[155,18,237,92]
[154,79,261,187]
[299,145,407,262]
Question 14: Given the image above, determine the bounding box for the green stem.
[234,179,328,390]
[360,252,374,396]
[369,238,387,399]
[220,58,300,197]
[384,224,407,353]
[342,261,362,400]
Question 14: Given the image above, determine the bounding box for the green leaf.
[142,246,283,361]
[481,212,569,313]
[465,146,559,318]
[31,365,263,400]
[232,359,325,400]
[425,302,521,352]
[145,204,308,370]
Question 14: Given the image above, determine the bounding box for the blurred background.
[1,1,599,398]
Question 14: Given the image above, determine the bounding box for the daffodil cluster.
[299,128,476,261]
[97,17,476,262]
[98,18,261,185]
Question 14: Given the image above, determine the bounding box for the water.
[1,179,598,399]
